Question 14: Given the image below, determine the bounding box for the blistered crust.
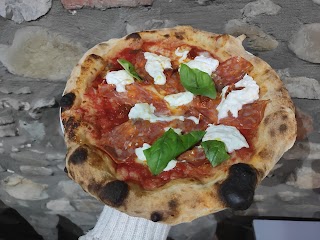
[61,26,297,225]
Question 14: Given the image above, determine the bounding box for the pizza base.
[61,26,296,224]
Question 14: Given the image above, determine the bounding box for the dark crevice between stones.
[0,200,43,240]
[57,215,84,240]
[0,200,84,240]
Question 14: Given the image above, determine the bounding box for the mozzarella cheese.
[128,103,183,122]
[216,74,259,121]
[144,52,172,85]
[164,91,194,107]
[128,103,199,124]
[135,143,151,162]
[202,124,249,153]
[186,115,200,124]
[164,127,182,135]
[185,55,219,75]
[175,47,189,63]
[105,70,134,92]
[163,160,177,171]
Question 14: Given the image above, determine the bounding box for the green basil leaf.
[144,129,205,175]
[180,63,217,99]
[117,59,142,81]
[201,140,230,167]
[180,130,206,149]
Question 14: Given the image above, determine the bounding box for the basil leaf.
[144,129,205,175]
[201,140,230,167]
[180,130,206,149]
[180,63,217,99]
[117,59,142,81]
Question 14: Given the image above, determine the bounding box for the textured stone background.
[0,0,320,239]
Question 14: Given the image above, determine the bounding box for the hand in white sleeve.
[79,205,171,240]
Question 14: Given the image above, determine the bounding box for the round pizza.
[60,26,297,224]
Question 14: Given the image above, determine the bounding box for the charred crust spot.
[125,32,141,40]
[88,183,100,194]
[219,163,257,210]
[98,42,109,47]
[263,115,270,125]
[269,129,275,137]
[258,148,273,159]
[264,68,271,75]
[64,117,80,139]
[279,123,288,133]
[60,92,76,111]
[151,211,163,222]
[164,34,170,38]
[90,54,103,61]
[81,65,89,72]
[81,54,105,72]
[98,180,129,207]
[69,147,88,165]
[282,115,288,120]
[168,199,178,211]
[63,167,68,173]
[175,32,184,40]
[216,35,229,47]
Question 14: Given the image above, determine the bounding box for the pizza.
[60,26,297,224]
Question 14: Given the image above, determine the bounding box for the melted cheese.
[163,160,177,171]
[144,52,172,85]
[185,55,219,75]
[217,74,259,121]
[105,70,134,92]
[128,103,199,124]
[203,124,249,153]
[175,47,189,63]
[135,143,151,162]
[164,91,194,107]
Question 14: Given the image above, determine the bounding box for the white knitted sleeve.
[79,206,171,240]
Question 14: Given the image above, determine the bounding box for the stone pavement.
[0,0,319,239]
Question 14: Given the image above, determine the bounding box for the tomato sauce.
[79,43,266,189]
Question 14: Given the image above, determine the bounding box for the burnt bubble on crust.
[69,147,88,165]
[60,92,76,111]
[150,211,163,222]
[219,163,257,210]
[98,180,129,207]
[64,117,80,139]
[174,31,185,40]
[125,32,141,40]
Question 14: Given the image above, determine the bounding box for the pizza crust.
[61,26,296,224]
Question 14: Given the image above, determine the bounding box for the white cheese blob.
[164,127,182,135]
[105,70,134,92]
[163,160,177,171]
[135,143,151,162]
[216,74,259,121]
[175,47,189,63]
[164,91,194,107]
[186,115,200,124]
[144,52,172,85]
[128,103,199,124]
[203,124,249,153]
[185,55,219,75]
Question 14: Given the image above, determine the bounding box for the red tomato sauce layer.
[80,43,267,189]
